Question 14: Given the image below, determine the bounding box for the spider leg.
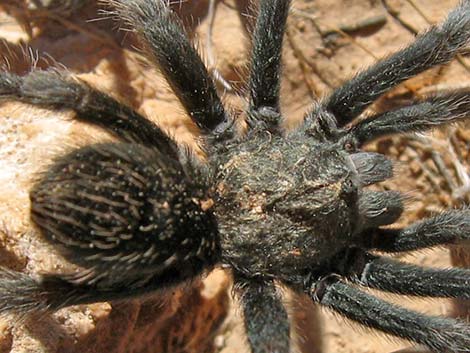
[0,70,178,157]
[235,276,290,353]
[110,0,229,135]
[346,90,470,147]
[0,267,78,314]
[305,0,470,127]
[332,248,470,299]
[361,209,470,252]
[307,277,470,353]
[0,142,220,315]
[246,0,291,130]
[356,254,470,299]
[0,263,195,315]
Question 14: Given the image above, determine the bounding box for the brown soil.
[0,1,469,353]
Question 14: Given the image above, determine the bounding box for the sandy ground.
[0,0,469,352]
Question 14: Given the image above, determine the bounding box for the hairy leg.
[235,277,290,353]
[0,70,178,157]
[110,0,229,134]
[308,277,470,352]
[361,209,470,252]
[356,254,470,299]
[305,0,470,127]
[331,248,470,299]
[246,0,291,130]
[347,90,470,147]
[0,264,199,316]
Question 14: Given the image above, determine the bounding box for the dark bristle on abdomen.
[30,143,220,288]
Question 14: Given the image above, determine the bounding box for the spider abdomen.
[30,143,220,287]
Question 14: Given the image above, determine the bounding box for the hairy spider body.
[213,134,361,278]
[1,0,470,352]
[31,142,220,289]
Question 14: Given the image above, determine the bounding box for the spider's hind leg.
[0,70,178,157]
[0,257,201,316]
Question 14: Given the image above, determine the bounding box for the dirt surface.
[0,0,469,353]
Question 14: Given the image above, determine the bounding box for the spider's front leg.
[305,0,470,128]
[331,247,470,299]
[311,210,470,351]
[0,142,220,315]
[346,90,470,148]
[306,277,470,353]
[235,276,291,353]
[246,0,291,130]
[361,209,470,252]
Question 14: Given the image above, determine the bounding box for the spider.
[0,0,469,352]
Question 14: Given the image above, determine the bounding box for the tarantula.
[0,0,470,352]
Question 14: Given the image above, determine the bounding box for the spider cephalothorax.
[0,0,470,352]
[213,131,365,279]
